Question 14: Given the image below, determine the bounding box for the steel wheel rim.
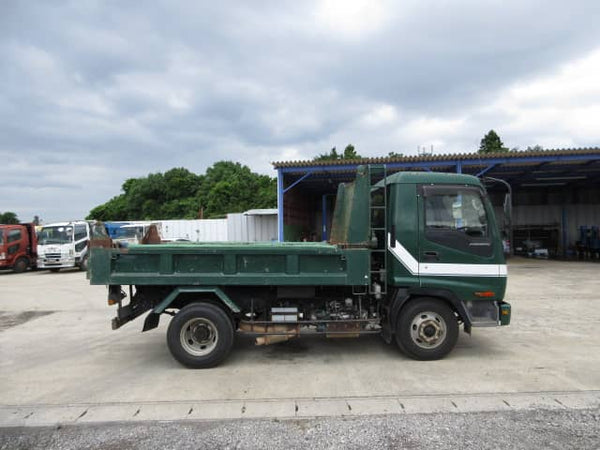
[180,318,219,356]
[410,311,447,349]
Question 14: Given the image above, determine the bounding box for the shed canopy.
[272,147,600,242]
[273,147,600,194]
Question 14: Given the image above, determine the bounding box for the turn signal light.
[108,298,117,305]
[474,291,495,298]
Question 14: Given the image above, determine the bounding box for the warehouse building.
[273,147,600,258]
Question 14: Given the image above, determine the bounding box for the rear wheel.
[395,298,459,360]
[167,303,234,368]
[13,257,28,273]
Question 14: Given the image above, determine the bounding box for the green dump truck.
[88,166,511,368]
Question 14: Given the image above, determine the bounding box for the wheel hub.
[180,318,219,356]
[193,324,211,342]
[410,312,447,349]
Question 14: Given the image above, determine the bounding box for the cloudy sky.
[1,0,599,222]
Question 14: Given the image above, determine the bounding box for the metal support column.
[277,168,284,242]
[322,194,328,241]
[561,206,568,259]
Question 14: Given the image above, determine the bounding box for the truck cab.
[112,222,161,247]
[383,172,507,328]
[37,221,91,271]
[0,223,37,272]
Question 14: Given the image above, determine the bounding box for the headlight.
[0,252,5,260]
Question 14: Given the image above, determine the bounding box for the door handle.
[423,251,439,261]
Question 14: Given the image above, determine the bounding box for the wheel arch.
[390,287,471,334]
[143,287,240,332]
[13,255,30,273]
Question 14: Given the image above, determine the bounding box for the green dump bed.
[88,241,370,287]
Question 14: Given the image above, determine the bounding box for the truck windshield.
[120,227,145,239]
[118,225,145,239]
[38,226,74,245]
[0,229,3,243]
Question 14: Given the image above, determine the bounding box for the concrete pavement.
[1,258,599,426]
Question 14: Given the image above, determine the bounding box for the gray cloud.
[1,0,599,222]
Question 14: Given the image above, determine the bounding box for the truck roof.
[376,171,483,187]
[41,221,89,227]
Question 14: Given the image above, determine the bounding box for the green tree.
[314,146,340,161]
[87,194,129,221]
[387,151,404,158]
[342,144,359,159]
[197,161,276,218]
[87,163,276,221]
[479,130,509,154]
[0,212,19,224]
[313,144,362,161]
[525,145,544,152]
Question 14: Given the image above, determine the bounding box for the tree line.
[87,162,277,221]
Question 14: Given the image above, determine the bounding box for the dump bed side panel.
[89,244,370,287]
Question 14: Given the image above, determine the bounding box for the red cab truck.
[0,223,38,272]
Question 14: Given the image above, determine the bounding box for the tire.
[50,268,61,273]
[395,297,459,361]
[13,257,29,273]
[79,255,89,271]
[167,303,234,368]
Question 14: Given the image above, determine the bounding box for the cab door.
[74,224,89,258]
[6,228,23,264]
[417,184,506,301]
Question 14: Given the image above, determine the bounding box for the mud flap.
[143,312,160,331]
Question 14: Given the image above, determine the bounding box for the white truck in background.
[37,221,91,272]
[112,222,163,246]
[103,212,277,246]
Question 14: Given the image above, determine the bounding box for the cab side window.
[74,225,88,241]
[7,229,21,243]
[422,185,492,257]
[424,189,488,237]
[7,229,22,255]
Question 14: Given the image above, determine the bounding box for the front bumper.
[37,257,76,269]
[464,300,511,327]
[499,301,511,326]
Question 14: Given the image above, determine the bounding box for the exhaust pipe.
[238,322,299,346]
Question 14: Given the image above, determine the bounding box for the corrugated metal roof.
[272,147,600,168]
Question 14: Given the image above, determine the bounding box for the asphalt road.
[1,258,599,448]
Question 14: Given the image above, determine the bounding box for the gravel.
[2,408,599,450]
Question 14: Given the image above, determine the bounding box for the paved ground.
[0,258,599,447]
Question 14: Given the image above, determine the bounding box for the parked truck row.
[2,213,281,273]
[88,165,512,368]
[0,221,93,272]
[0,223,38,272]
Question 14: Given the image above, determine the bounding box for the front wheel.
[13,257,29,273]
[167,303,234,368]
[395,298,459,361]
[79,255,89,271]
